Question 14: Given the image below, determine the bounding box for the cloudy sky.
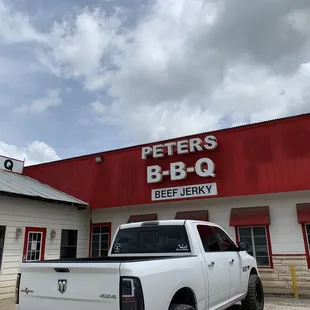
[0,0,310,165]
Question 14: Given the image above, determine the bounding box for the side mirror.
[238,241,250,251]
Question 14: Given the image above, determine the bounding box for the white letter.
[142,146,152,160]
[170,162,187,181]
[189,138,203,152]
[147,165,163,183]
[163,142,176,156]
[195,158,215,177]
[177,140,189,154]
[204,135,217,150]
[153,144,164,158]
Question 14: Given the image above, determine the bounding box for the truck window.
[197,225,221,252]
[111,225,191,254]
[212,227,237,251]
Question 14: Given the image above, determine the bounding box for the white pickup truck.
[15,220,264,310]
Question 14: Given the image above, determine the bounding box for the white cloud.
[0,140,60,166]
[14,89,62,114]
[82,0,310,143]
[0,0,46,44]
[44,7,122,85]
[90,100,107,122]
[1,0,310,146]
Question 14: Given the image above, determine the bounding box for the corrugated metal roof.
[0,169,88,208]
[26,112,310,168]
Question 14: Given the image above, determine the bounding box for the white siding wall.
[0,196,90,302]
[1,191,308,302]
[92,190,310,255]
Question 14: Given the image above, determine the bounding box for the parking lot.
[265,297,310,310]
[1,297,310,310]
[233,297,310,310]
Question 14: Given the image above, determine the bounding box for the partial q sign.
[4,159,13,171]
[0,156,24,174]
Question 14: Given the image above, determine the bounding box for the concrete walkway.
[0,301,15,310]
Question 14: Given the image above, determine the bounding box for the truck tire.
[242,274,264,310]
[169,304,195,310]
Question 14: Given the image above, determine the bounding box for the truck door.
[196,225,230,310]
[212,226,243,300]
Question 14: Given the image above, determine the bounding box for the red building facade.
[24,113,310,209]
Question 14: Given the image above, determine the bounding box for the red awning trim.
[296,203,310,224]
[229,206,270,227]
[127,213,158,223]
[175,210,209,221]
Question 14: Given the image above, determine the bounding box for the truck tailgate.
[18,262,120,310]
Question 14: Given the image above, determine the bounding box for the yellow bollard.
[290,264,299,299]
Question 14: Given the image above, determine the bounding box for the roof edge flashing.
[0,190,89,208]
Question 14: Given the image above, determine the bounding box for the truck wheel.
[242,274,264,310]
[169,304,195,310]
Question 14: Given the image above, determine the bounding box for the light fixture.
[95,156,103,163]
[50,229,56,239]
[15,228,22,238]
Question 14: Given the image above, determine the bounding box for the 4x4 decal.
[242,265,250,272]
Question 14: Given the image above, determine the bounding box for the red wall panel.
[24,114,310,209]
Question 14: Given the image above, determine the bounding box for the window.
[306,224,310,251]
[296,204,310,268]
[91,224,111,257]
[238,226,270,267]
[111,225,191,254]
[60,229,78,259]
[26,232,43,261]
[197,225,220,252]
[23,227,46,262]
[301,224,310,269]
[0,226,6,269]
[197,225,237,252]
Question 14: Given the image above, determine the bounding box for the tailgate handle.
[54,268,70,273]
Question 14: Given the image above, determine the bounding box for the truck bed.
[27,254,196,263]
[17,254,197,310]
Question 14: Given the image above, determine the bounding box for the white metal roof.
[0,169,88,208]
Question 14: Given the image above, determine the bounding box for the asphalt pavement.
[1,297,310,310]
[231,297,310,310]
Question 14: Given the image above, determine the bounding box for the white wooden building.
[0,158,89,303]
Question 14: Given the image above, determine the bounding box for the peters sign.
[0,155,24,174]
[141,135,218,201]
